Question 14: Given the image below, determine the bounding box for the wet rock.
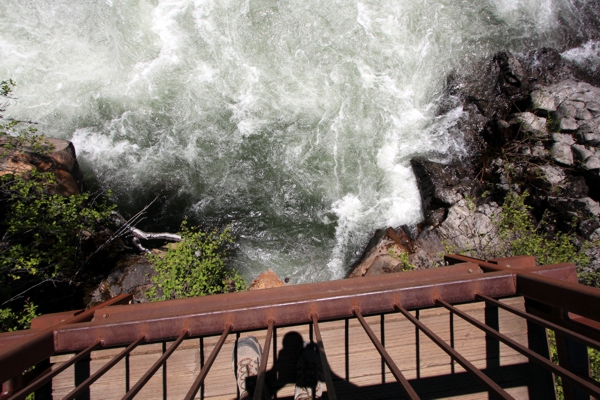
[249,269,286,290]
[0,137,83,196]
[88,254,157,306]
[496,52,526,96]
[551,142,574,165]
[348,227,414,277]
[410,158,472,209]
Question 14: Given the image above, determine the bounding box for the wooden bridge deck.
[51,296,540,399]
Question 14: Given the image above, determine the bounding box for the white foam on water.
[1,0,598,283]
[562,40,600,72]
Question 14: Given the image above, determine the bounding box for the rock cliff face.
[350,48,600,277]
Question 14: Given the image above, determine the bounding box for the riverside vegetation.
[0,80,246,331]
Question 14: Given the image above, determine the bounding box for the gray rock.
[577,81,595,92]
[437,200,501,256]
[585,156,600,170]
[88,254,158,305]
[557,102,578,119]
[509,112,547,137]
[572,144,593,161]
[532,143,549,158]
[547,197,600,225]
[559,117,579,132]
[587,101,600,117]
[570,94,590,103]
[410,158,469,209]
[518,146,532,156]
[578,118,600,134]
[582,132,600,146]
[551,80,580,104]
[576,108,594,120]
[552,133,575,144]
[531,89,556,113]
[551,142,574,165]
[538,164,566,185]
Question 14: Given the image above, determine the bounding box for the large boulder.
[0,137,83,196]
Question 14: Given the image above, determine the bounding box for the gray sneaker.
[294,342,325,400]
[233,336,262,399]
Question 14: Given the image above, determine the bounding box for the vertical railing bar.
[64,336,146,400]
[311,314,337,400]
[394,304,514,400]
[415,309,420,379]
[381,314,386,384]
[125,353,130,393]
[344,318,349,382]
[184,324,232,400]
[8,341,101,400]
[122,330,189,400]
[199,337,205,400]
[478,294,600,351]
[450,311,455,374]
[235,332,240,400]
[309,320,314,343]
[162,341,167,400]
[437,299,600,398]
[353,308,420,400]
[253,319,274,400]
[273,326,278,400]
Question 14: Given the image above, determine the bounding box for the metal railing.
[1,255,600,399]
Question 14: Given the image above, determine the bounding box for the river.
[1,0,599,282]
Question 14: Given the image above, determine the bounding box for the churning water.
[1,0,599,282]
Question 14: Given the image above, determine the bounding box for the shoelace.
[238,357,259,392]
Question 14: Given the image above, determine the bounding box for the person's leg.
[233,336,262,399]
[294,342,325,400]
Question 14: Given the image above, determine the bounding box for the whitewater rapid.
[1,0,599,282]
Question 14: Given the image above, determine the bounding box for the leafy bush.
[0,79,115,331]
[148,220,247,301]
[497,190,592,268]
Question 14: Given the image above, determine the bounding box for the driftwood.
[129,227,181,253]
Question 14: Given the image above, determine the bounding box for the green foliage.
[1,79,115,332]
[389,247,415,271]
[0,301,38,332]
[497,190,591,267]
[149,220,247,301]
[548,330,600,399]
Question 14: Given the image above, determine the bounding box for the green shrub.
[497,190,592,268]
[148,220,247,301]
[1,79,115,331]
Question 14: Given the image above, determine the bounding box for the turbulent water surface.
[1,0,599,282]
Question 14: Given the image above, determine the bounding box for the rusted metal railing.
[1,255,599,399]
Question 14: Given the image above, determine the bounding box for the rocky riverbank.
[350,48,600,279]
